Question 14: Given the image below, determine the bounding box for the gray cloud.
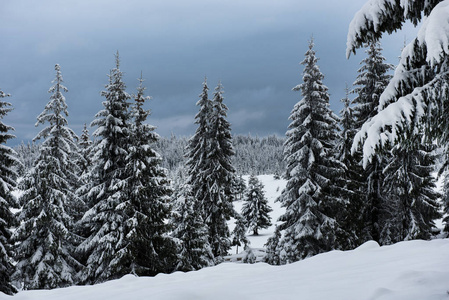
[0,0,419,145]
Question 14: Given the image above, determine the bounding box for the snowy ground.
[4,239,449,300]
[4,175,449,300]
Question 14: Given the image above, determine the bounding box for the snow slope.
[3,239,448,300]
[3,175,448,300]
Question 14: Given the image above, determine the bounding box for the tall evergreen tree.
[351,41,394,244]
[338,85,356,165]
[117,74,177,276]
[273,38,346,263]
[185,77,212,214]
[0,89,18,295]
[337,86,364,248]
[241,174,272,235]
[77,53,132,284]
[172,185,214,271]
[185,80,236,261]
[203,82,236,259]
[12,64,82,290]
[352,42,394,130]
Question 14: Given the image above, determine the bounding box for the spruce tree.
[77,53,132,284]
[12,64,82,290]
[231,213,250,254]
[352,42,394,130]
[338,86,356,165]
[275,38,346,263]
[186,78,212,212]
[78,123,92,177]
[351,41,393,244]
[232,175,246,201]
[172,185,214,271]
[0,89,18,295]
[264,225,281,265]
[337,86,364,248]
[185,80,236,261]
[118,74,177,276]
[203,82,236,259]
[241,174,272,235]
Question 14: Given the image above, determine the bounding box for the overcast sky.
[0,0,419,145]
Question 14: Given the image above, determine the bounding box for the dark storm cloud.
[0,0,418,145]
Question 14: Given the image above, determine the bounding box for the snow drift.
[3,238,448,300]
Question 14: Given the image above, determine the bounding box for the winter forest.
[1,0,449,297]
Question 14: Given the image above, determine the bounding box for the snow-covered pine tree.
[337,86,364,248]
[77,53,133,284]
[352,42,394,130]
[185,77,212,214]
[117,74,177,276]
[351,41,394,244]
[275,38,346,263]
[0,89,18,295]
[231,213,250,254]
[12,64,82,290]
[232,175,246,201]
[79,123,91,150]
[203,82,236,260]
[78,123,92,177]
[381,129,441,243]
[242,247,256,264]
[185,80,236,261]
[172,185,214,272]
[241,174,272,235]
[264,225,281,265]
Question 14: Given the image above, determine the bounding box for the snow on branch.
[346,0,443,57]
[351,0,449,167]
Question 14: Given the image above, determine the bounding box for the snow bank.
[4,238,448,300]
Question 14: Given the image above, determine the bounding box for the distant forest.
[13,134,286,179]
